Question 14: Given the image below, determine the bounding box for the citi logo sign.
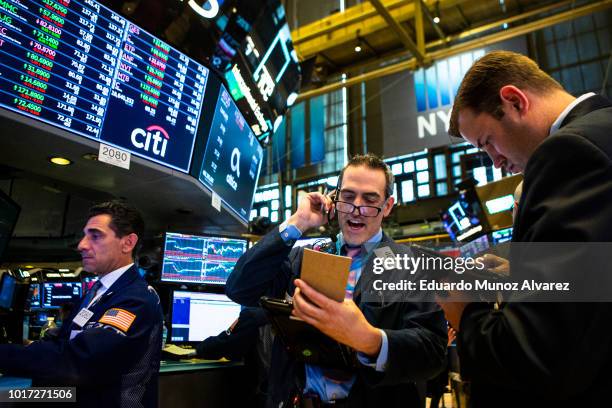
[131,125,169,157]
[413,49,485,138]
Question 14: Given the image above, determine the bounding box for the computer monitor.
[0,190,20,263]
[441,189,488,242]
[169,291,241,343]
[0,273,17,310]
[161,232,248,285]
[491,227,513,244]
[27,283,41,310]
[42,282,82,309]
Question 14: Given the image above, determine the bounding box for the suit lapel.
[559,95,612,129]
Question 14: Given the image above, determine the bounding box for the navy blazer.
[0,265,163,408]
[226,229,447,408]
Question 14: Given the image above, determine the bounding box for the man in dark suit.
[227,154,447,407]
[0,200,163,407]
[443,50,612,406]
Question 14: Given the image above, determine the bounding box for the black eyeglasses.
[333,200,384,217]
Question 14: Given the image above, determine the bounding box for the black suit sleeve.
[0,295,159,385]
[226,229,299,306]
[458,133,612,397]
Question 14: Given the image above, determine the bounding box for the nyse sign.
[381,37,527,156]
[417,109,451,139]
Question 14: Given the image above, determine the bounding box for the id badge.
[73,308,94,328]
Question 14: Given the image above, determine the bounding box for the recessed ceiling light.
[82,153,98,161]
[354,45,362,52]
[433,16,440,24]
[49,157,72,166]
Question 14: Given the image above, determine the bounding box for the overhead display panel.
[0,0,209,172]
[199,84,263,223]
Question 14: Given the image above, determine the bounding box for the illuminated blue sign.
[413,49,485,113]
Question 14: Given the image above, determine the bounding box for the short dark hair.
[87,200,145,254]
[337,154,394,199]
[448,50,563,138]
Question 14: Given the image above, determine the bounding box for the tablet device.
[259,296,357,370]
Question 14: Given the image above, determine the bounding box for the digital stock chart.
[161,232,247,285]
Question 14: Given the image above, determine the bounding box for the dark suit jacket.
[226,229,447,408]
[0,266,164,408]
[458,95,612,407]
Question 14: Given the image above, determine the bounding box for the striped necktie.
[344,246,361,299]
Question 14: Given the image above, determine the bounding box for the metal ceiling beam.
[342,0,577,76]
[419,0,447,42]
[295,0,612,103]
[368,0,425,64]
[291,0,466,61]
[414,0,426,56]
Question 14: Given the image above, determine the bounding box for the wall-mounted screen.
[161,232,248,285]
[198,85,263,222]
[42,281,82,308]
[0,0,209,172]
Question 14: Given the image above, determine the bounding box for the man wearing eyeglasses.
[227,154,447,408]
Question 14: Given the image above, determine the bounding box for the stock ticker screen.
[198,85,263,223]
[161,232,248,285]
[0,0,209,172]
[42,281,82,308]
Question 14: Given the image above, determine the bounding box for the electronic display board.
[161,232,248,285]
[198,84,263,222]
[0,0,209,172]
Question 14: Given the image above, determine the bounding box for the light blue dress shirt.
[278,223,389,402]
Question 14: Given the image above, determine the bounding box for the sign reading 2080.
[0,0,208,172]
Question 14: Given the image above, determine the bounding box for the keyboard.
[162,344,196,358]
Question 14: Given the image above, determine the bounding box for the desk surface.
[159,359,243,373]
[0,360,242,388]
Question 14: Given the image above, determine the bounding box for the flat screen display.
[0,0,209,172]
[198,85,264,223]
[42,281,82,308]
[161,232,248,285]
[0,273,16,309]
[28,282,41,309]
[170,291,241,343]
[442,190,488,242]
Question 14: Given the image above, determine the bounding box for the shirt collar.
[337,228,383,252]
[549,92,595,136]
[99,263,133,291]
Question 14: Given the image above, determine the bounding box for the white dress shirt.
[549,92,595,136]
[86,263,134,307]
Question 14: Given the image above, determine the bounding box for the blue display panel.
[161,232,248,285]
[0,0,209,172]
[198,85,263,222]
[170,291,241,343]
[42,281,82,308]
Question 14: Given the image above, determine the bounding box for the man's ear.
[382,196,395,217]
[122,233,139,254]
[499,85,530,117]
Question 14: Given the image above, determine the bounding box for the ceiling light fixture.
[354,45,362,53]
[49,157,72,166]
